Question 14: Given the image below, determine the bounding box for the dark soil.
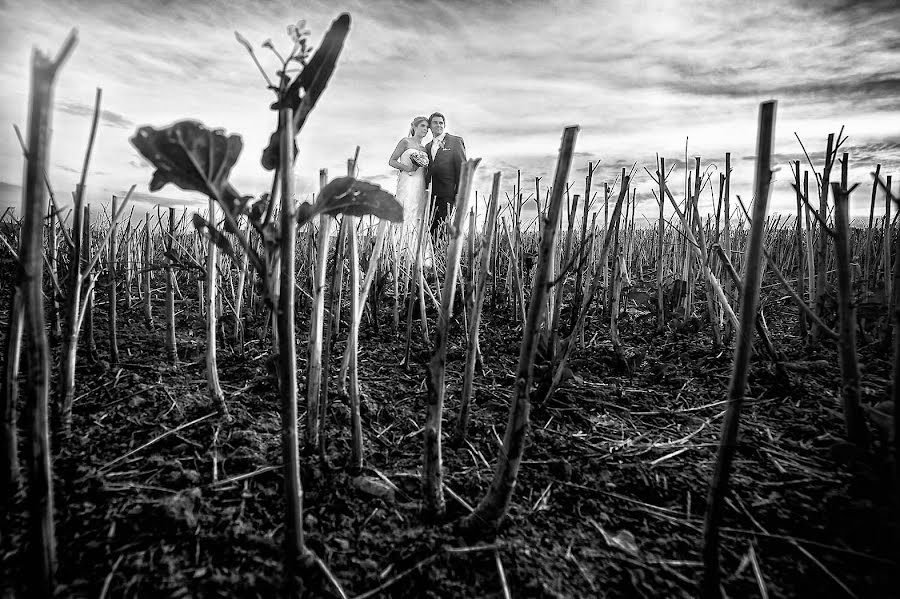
[2,269,898,598]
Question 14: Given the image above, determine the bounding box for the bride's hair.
[409,116,428,136]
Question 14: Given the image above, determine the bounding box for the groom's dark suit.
[425,133,466,234]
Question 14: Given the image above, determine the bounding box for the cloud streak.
[57,101,133,128]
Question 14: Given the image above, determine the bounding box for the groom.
[425,112,466,235]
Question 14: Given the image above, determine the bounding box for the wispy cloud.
[57,101,133,128]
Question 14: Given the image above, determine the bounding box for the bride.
[388,116,429,236]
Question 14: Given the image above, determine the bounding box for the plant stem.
[457,173,501,443]
[276,107,309,579]
[108,196,119,365]
[423,158,481,520]
[702,100,776,598]
[462,127,577,534]
[165,206,177,362]
[831,178,868,447]
[205,199,227,416]
[21,30,77,597]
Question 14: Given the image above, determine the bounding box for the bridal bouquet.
[409,150,429,173]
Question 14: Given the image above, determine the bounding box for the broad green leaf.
[261,14,351,171]
[131,121,243,203]
[315,177,403,223]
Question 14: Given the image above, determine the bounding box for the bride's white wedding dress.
[394,148,427,239]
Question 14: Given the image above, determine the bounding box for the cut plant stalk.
[123,229,133,311]
[457,172,501,444]
[233,217,250,354]
[884,174,893,303]
[47,201,61,343]
[657,157,666,330]
[647,169,738,331]
[609,203,623,349]
[392,230,401,334]
[802,172,815,311]
[501,217,527,324]
[82,204,98,361]
[812,133,836,344]
[722,153,733,341]
[864,164,881,294]
[570,163,596,332]
[549,191,578,354]
[533,178,627,409]
[165,206,177,363]
[423,157,481,520]
[702,100,776,598]
[831,178,869,447]
[143,216,153,327]
[204,199,228,417]
[603,182,611,317]
[108,196,119,365]
[465,206,481,374]
[890,184,900,484]
[20,30,77,598]
[319,214,347,461]
[711,244,782,362]
[461,126,577,534]
[1,285,24,499]
[58,87,101,436]
[402,195,432,367]
[338,219,377,385]
[306,210,332,452]
[346,218,362,468]
[690,159,723,349]
[792,162,808,341]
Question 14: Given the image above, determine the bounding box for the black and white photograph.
[1,0,898,597]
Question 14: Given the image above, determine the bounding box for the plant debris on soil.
[2,273,898,598]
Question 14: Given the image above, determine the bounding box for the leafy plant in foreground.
[130,13,402,595]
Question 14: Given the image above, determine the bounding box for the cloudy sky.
[1,0,899,221]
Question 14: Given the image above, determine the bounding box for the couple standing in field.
[388,112,466,237]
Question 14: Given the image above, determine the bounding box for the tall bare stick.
[864,165,881,292]
[58,87,101,435]
[812,133,835,344]
[82,205,97,361]
[702,100,776,598]
[20,29,78,598]
[306,211,332,451]
[143,212,153,327]
[205,199,227,416]
[793,162,808,341]
[319,212,346,460]
[108,196,120,365]
[461,126,577,534]
[657,157,666,330]
[422,158,481,520]
[884,175,893,302]
[1,287,24,498]
[457,172,501,443]
[165,206,177,362]
[346,219,363,468]
[832,178,869,446]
